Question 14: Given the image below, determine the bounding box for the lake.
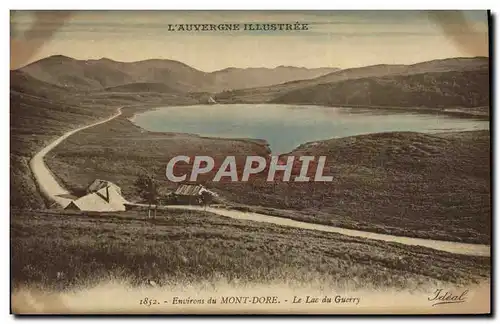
[131,104,489,153]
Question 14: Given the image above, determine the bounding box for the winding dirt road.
[29,107,123,208]
[28,106,490,257]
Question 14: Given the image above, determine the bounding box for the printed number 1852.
[139,297,159,306]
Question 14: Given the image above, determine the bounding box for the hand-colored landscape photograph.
[10,10,491,314]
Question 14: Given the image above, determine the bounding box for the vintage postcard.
[10,10,491,315]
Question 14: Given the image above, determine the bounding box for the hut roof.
[174,184,218,197]
[87,179,122,195]
[65,185,127,212]
[174,184,205,196]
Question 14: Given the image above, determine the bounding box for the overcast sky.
[10,10,489,71]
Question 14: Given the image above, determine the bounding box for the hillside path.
[29,107,123,208]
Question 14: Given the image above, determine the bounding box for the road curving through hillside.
[29,107,123,208]
[29,106,490,258]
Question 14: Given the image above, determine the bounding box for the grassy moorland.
[11,209,490,291]
[10,69,201,209]
[213,130,491,244]
[269,69,489,110]
[10,70,118,209]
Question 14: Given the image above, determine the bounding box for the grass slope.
[9,70,200,209]
[217,131,491,244]
[271,69,489,109]
[10,71,117,209]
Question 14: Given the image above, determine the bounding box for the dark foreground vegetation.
[11,210,490,291]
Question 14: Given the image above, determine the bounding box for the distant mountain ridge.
[215,56,489,106]
[15,55,340,93]
[211,65,340,92]
[271,68,489,109]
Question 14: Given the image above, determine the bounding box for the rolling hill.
[10,69,199,209]
[215,57,489,104]
[271,68,489,108]
[18,55,212,92]
[309,56,488,85]
[104,82,181,94]
[10,70,73,99]
[16,55,339,93]
[10,71,118,209]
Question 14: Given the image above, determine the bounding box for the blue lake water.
[131,104,489,153]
